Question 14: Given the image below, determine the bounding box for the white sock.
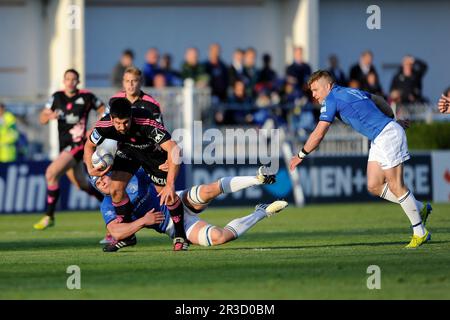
[224,209,266,238]
[398,190,425,236]
[220,176,261,194]
[380,183,424,211]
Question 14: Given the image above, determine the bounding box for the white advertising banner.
[431,151,450,203]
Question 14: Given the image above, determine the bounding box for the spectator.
[242,47,259,98]
[216,80,252,125]
[286,46,312,95]
[0,102,19,162]
[390,55,428,104]
[153,73,167,89]
[228,48,245,86]
[349,50,381,90]
[204,43,229,102]
[143,48,161,87]
[180,47,209,87]
[361,71,384,97]
[327,54,346,87]
[256,53,278,92]
[160,53,182,86]
[111,49,134,88]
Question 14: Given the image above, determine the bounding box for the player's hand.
[396,119,410,130]
[158,161,169,172]
[88,164,111,177]
[289,156,303,171]
[42,109,59,120]
[438,95,450,114]
[142,209,165,226]
[158,184,176,206]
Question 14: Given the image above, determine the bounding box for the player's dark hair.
[109,98,132,119]
[307,70,335,88]
[64,69,80,80]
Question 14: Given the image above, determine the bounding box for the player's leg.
[367,160,425,212]
[187,201,288,246]
[110,170,134,222]
[154,184,188,251]
[184,166,277,212]
[33,151,76,230]
[384,164,430,248]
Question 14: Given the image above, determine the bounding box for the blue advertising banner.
[0,161,187,214]
[0,155,434,213]
[186,154,433,206]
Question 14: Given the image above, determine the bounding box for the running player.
[33,69,106,230]
[289,70,432,249]
[90,166,281,252]
[84,98,189,251]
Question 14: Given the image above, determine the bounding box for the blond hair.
[123,66,142,79]
[307,70,335,88]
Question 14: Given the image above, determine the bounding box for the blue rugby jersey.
[319,85,393,141]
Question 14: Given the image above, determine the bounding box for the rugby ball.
[92,152,114,170]
[91,139,117,170]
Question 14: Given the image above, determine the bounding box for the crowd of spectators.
[110,45,436,130]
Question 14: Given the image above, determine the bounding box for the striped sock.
[380,183,424,211]
[219,176,261,194]
[224,209,266,238]
[45,185,60,218]
[398,190,425,236]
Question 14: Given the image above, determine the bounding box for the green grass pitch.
[1,203,449,299]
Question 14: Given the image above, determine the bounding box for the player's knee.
[367,182,381,196]
[197,225,224,246]
[45,168,57,183]
[187,185,209,206]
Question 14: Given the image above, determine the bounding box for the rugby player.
[84,98,189,251]
[289,70,432,249]
[34,69,106,230]
[90,166,281,252]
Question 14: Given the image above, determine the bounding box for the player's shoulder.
[51,91,65,99]
[78,89,93,95]
[140,91,161,108]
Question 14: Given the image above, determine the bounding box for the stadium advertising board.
[0,161,187,214]
[0,153,446,213]
[189,153,435,206]
[0,161,99,213]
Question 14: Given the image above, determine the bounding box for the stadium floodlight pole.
[279,127,305,207]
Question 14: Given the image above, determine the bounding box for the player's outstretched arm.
[289,121,331,171]
[107,209,165,240]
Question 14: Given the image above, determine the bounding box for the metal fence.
[1,87,445,161]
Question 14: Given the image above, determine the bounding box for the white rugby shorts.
[368,121,410,169]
